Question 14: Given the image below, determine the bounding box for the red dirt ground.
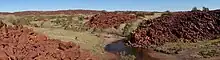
[0,24,98,60]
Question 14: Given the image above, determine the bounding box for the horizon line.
[0,8,219,13]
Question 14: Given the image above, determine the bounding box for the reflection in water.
[104,40,134,55]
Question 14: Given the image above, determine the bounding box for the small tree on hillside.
[202,7,209,12]
[191,7,200,11]
[161,10,172,16]
[165,10,170,13]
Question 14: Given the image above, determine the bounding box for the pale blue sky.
[0,0,219,12]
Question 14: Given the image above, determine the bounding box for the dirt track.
[0,24,98,60]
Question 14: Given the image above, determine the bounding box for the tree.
[202,7,209,12]
[161,10,172,16]
[165,10,170,13]
[191,7,200,11]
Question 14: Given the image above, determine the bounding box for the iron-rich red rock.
[128,10,220,48]
[86,12,137,28]
[0,25,99,60]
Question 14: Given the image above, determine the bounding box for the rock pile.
[0,24,98,60]
[86,12,137,28]
[128,10,220,48]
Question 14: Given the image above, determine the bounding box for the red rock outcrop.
[0,25,98,60]
[128,10,220,48]
[86,12,137,28]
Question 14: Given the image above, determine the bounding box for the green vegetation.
[161,10,172,16]
[202,7,209,12]
[191,7,201,11]
[119,51,136,60]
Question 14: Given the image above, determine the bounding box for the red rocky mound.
[0,24,98,60]
[86,12,137,28]
[127,10,220,48]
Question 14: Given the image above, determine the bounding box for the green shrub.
[123,23,133,36]
[161,10,172,16]
[78,15,84,21]
[191,7,201,12]
[202,7,209,12]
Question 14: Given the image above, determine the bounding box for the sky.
[0,0,219,12]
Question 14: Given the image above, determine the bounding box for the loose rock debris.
[86,12,137,28]
[0,24,98,60]
[128,10,220,48]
